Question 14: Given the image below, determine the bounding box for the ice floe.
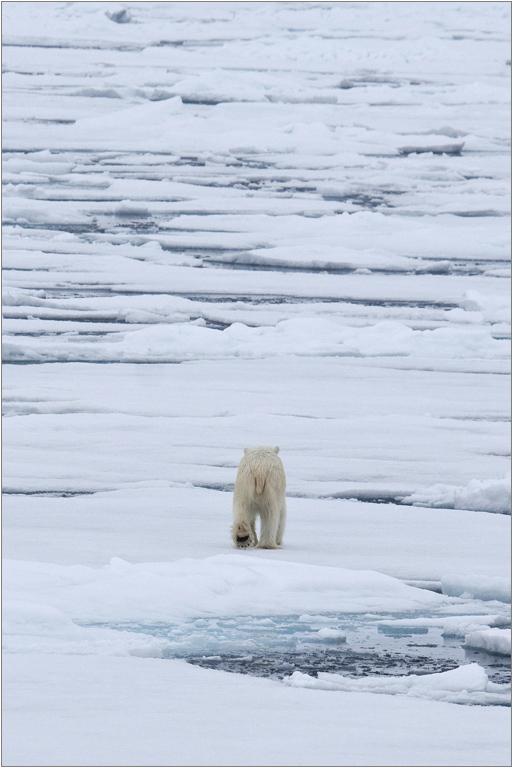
[286,663,510,706]
[465,628,512,656]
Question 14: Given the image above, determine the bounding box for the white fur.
[231,446,287,549]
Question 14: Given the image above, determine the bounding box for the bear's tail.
[253,468,267,495]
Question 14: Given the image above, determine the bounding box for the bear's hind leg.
[256,506,281,549]
[231,517,256,548]
[276,502,287,547]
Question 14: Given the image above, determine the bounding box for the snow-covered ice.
[2,2,511,766]
[465,629,512,657]
[4,653,509,768]
[403,475,512,515]
[286,662,509,707]
[442,573,512,604]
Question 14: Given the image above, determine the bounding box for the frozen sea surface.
[2,2,511,766]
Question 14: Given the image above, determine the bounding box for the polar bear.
[231,446,287,549]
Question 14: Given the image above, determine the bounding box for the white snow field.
[2,2,511,766]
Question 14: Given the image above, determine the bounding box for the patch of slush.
[87,611,511,695]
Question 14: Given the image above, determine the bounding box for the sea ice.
[286,663,510,707]
[464,629,512,657]
[2,1,511,766]
[442,574,511,604]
